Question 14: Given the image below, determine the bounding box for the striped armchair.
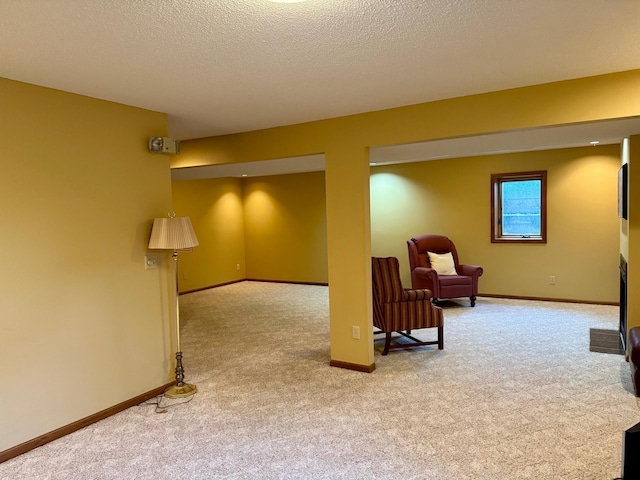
[372,257,444,355]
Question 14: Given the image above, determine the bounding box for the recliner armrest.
[458,264,483,278]
[412,266,439,281]
[630,327,640,367]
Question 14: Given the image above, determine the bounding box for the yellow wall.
[175,145,620,304]
[171,177,246,291]
[243,172,328,283]
[0,78,172,452]
[174,70,640,369]
[171,171,328,291]
[371,145,621,303]
[2,68,636,455]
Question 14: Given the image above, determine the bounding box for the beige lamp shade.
[148,216,199,250]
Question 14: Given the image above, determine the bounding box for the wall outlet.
[183,272,187,280]
[549,275,556,285]
[352,326,360,339]
[144,255,159,270]
[236,263,240,271]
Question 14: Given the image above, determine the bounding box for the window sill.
[491,237,546,244]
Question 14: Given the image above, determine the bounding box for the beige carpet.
[1,281,639,480]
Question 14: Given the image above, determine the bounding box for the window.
[491,171,547,244]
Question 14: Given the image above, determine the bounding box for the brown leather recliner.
[407,234,483,307]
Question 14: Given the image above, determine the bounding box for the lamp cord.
[140,393,195,414]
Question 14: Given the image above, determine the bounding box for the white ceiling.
[2,0,640,178]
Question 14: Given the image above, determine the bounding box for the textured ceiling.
[1,0,639,142]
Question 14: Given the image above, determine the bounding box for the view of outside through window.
[501,180,542,236]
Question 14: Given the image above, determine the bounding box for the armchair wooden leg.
[470,295,476,307]
[438,326,444,350]
[383,331,392,356]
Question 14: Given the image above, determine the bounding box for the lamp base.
[164,383,197,399]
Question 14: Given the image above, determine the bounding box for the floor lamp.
[148,213,199,398]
